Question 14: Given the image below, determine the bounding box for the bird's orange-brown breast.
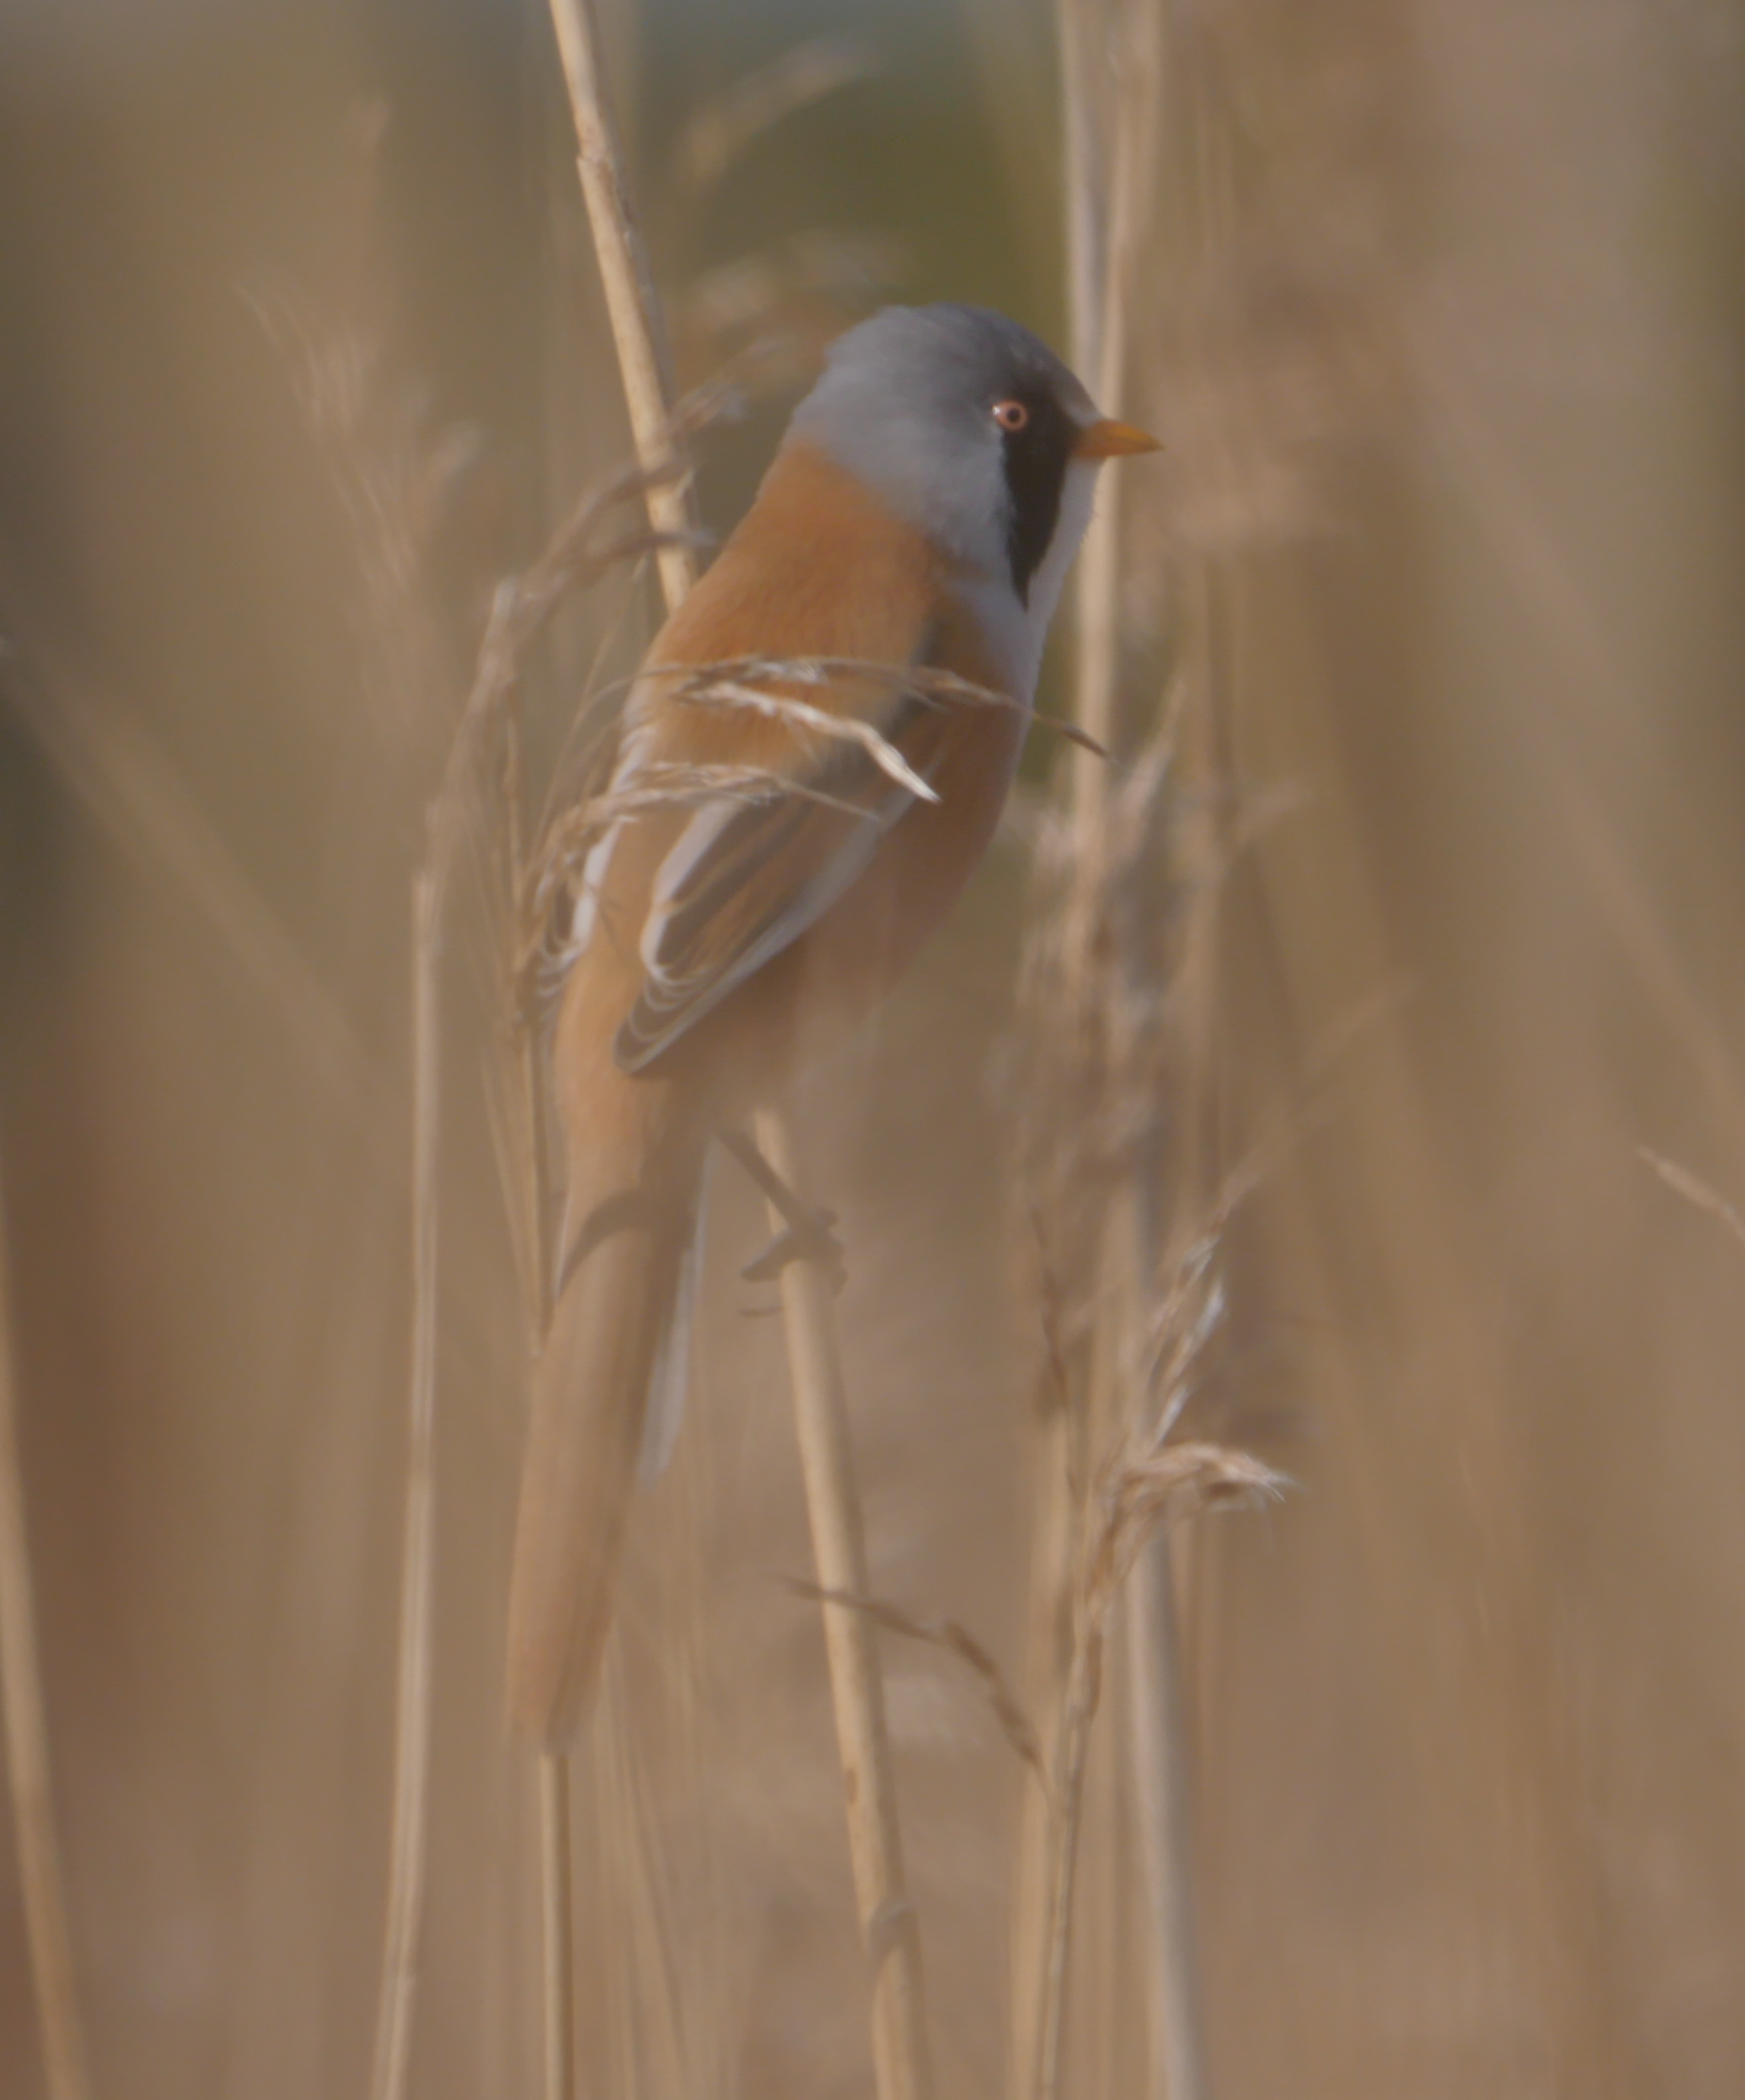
[553,438,1026,1121]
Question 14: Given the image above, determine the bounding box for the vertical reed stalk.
[1057,0,1108,403]
[0,1167,92,2100]
[368,867,442,2100]
[1007,14,1115,2076]
[1029,1196,1132,2100]
[1008,1394,1078,2100]
[371,594,525,2100]
[545,0,699,612]
[1065,0,1163,824]
[753,1106,935,2100]
[540,5,691,2091]
[1014,4,1209,2096]
[1012,16,1100,2094]
[501,690,579,2100]
[1007,12,1117,2082]
[1119,54,1230,2100]
[1123,1541,1204,2100]
[1033,1615,1102,2100]
[538,1754,576,2100]
[543,10,933,2098]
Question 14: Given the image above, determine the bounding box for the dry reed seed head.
[672,680,939,801]
[1131,152,1411,554]
[466,387,786,993]
[680,244,911,380]
[1638,1147,1745,1258]
[1144,1269,1228,1420]
[675,35,882,199]
[261,370,487,756]
[663,33,897,375]
[1001,703,1311,1215]
[1080,1443,1289,1633]
[518,761,815,1007]
[780,1579,1048,1790]
[678,292,837,396]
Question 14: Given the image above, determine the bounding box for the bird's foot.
[719,1128,848,1295]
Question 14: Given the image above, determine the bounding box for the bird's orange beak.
[1073,417,1163,459]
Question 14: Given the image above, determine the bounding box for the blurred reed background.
[3,0,1745,2096]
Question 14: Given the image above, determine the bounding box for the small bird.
[506,303,1158,1745]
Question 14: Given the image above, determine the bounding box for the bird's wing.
[614,678,952,1073]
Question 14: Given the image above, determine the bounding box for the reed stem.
[1034,1624,1098,2100]
[545,0,699,612]
[367,868,442,2100]
[1016,5,1208,2096]
[538,4,699,2090]
[753,1106,934,2100]
[539,1753,576,2100]
[1125,1538,1205,2100]
[0,1166,92,2100]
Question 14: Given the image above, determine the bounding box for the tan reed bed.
[17,0,1745,2090]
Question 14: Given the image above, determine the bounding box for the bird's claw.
[719,1126,849,1295]
[740,1204,847,1295]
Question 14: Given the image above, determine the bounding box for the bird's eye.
[993,399,1030,433]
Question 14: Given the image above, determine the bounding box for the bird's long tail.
[505,1076,703,1748]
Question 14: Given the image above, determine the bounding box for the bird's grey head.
[784,304,1110,629]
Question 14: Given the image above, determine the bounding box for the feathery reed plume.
[1427,370,1745,1174]
[2,655,381,1120]
[780,1579,1048,1791]
[672,37,880,206]
[249,145,486,2099]
[371,461,702,2100]
[257,145,716,2084]
[1036,1434,1284,2100]
[0,1165,91,2100]
[1010,4,1284,2094]
[542,7,935,2095]
[1027,1168,1287,2100]
[1640,1149,1745,1260]
[245,104,474,757]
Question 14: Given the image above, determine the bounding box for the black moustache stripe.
[1002,390,1077,604]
